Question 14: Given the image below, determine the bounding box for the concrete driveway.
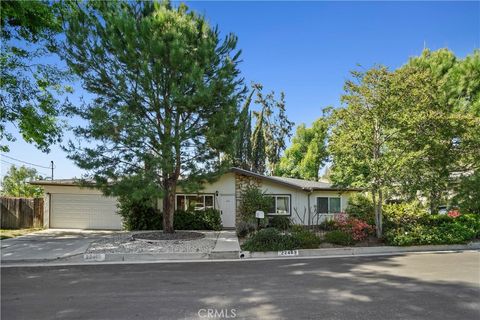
[1,229,123,263]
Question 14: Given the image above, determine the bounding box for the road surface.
[2,251,479,319]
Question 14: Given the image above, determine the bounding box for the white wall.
[176,172,236,195]
[255,180,353,225]
[42,185,114,228]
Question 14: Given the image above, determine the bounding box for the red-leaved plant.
[334,212,374,241]
[447,210,461,218]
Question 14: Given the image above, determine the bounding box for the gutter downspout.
[306,189,312,226]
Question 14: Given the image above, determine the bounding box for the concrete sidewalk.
[210,230,241,259]
[242,241,480,259]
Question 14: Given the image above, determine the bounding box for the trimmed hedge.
[241,227,321,252]
[174,209,222,231]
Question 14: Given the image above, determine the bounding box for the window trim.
[175,193,216,211]
[265,194,292,216]
[316,196,342,214]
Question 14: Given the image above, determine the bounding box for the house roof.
[229,167,361,192]
[30,179,95,186]
[31,168,361,192]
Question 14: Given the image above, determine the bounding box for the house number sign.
[278,250,299,256]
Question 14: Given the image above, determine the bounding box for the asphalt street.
[1,251,479,320]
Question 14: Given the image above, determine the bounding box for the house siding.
[38,172,354,229]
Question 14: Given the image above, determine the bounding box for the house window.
[267,195,291,215]
[316,197,341,214]
[175,194,215,211]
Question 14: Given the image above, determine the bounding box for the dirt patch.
[132,231,205,241]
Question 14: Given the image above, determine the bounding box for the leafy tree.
[397,49,480,212]
[0,0,70,152]
[275,117,328,180]
[452,171,480,214]
[329,66,410,237]
[61,1,245,233]
[1,165,44,197]
[254,83,294,174]
[249,83,294,174]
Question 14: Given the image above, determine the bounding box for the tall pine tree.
[61,1,245,233]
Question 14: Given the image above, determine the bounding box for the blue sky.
[2,1,479,179]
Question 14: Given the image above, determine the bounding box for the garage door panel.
[50,194,122,230]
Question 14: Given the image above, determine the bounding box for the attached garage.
[50,194,121,229]
[30,180,123,230]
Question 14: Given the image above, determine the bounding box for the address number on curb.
[278,250,299,257]
[84,253,105,262]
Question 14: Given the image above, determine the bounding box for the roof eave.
[29,181,96,187]
[230,167,361,192]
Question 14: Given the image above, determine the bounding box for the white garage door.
[50,194,122,230]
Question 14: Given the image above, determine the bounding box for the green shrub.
[383,201,427,230]
[239,186,270,226]
[118,197,221,231]
[269,215,292,230]
[291,228,321,249]
[241,227,321,251]
[174,209,222,231]
[324,230,354,246]
[236,221,256,237]
[318,219,337,231]
[118,196,162,230]
[384,213,480,246]
[346,193,375,225]
[242,228,295,252]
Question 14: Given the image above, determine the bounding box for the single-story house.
[30,167,360,230]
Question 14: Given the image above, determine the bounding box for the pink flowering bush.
[447,210,461,218]
[333,213,374,242]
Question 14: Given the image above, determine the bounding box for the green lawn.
[0,228,42,240]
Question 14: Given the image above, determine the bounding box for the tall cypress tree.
[251,110,266,174]
[234,90,254,170]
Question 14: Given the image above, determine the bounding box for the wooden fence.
[0,197,44,229]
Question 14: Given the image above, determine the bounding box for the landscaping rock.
[85,231,217,254]
[133,231,205,241]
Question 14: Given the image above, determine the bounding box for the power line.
[1,154,52,169]
[1,159,50,177]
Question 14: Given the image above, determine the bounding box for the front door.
[218,195,235,228]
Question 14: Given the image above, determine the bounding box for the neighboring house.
[30,167,360,230]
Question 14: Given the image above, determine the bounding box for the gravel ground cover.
[86,231,218,254]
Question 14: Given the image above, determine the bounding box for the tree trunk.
[163,179,176,233]
[429,190,439,214]
[377,189,383,238]
[372,189,383,238]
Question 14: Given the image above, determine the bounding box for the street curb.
[3,242,478,266]
[240,242,480,259]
